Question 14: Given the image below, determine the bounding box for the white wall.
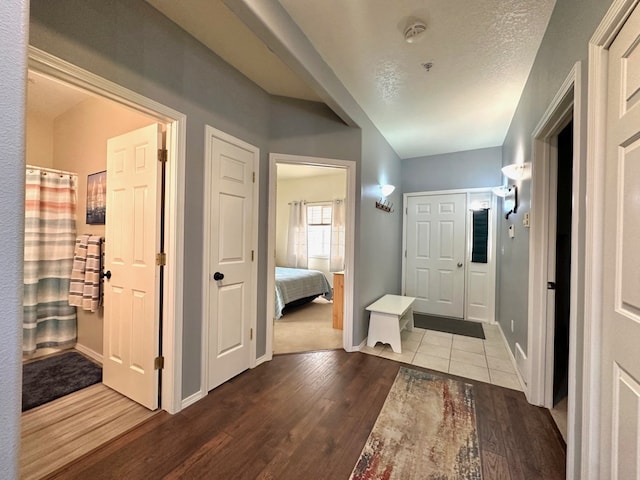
[26,110,54,168]
[275,170,347,286]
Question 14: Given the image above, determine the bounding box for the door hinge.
[154,356,164,370]
[251,250,254,261]
[252,172,255,183]
[158,148,168,163]
[156,252,167,266]
[404,250,407,258]
[250,328,253,340]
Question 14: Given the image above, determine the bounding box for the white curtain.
[330,199,346,272]
[286,201,308,268]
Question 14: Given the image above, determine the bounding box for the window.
[307,204,332,258]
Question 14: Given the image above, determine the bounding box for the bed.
[275,267,333,319]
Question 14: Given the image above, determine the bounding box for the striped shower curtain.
[23,167,78,354]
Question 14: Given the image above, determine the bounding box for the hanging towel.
[69,234,90,307]
[83,235,103,312]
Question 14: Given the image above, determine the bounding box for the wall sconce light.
[501,162,531,181]
[380,184,396,197]
[376,184,395,213]
[492,185,518,219]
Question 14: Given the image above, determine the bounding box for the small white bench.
[366,294,416,353]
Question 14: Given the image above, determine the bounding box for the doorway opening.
[28,46,185,415]
[527,62,583,477]
[273,164,347,354]
[266,154,357,358]
[24,69,165,403]
[21,47,186,478]
[550,119,574,439]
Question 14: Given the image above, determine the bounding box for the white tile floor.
[361,323,523,391]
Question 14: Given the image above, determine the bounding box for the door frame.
[200,125,259,394]
[402,188,498,323]
[266,153,357,356]
[583,1,639,478]
[527,61,582,478]
[28,46,186,414]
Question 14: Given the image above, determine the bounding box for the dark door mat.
[22,351,102,412]
[414,313,485,339]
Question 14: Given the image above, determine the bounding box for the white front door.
[405,193,466,317]
[103,123,162,410]
[599,5,640,477]
[206,130,255,391]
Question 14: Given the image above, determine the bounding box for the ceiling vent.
[404,21,427,43]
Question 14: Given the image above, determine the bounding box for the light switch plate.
[523,212,530,228]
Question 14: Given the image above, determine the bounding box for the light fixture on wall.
[492,185,518,219]
[380,184,395,197]
[501,162,531,181]
[376,184,395,213]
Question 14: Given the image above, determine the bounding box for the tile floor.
[361,323,523,391]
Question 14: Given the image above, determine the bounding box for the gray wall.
[355,127,403,343]
[0,1,28,476]
[499,0,611,355]
[499,0,612,477]
[29,0,362,399]
[402,146,502,193]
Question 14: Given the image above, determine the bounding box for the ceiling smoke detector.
[404,21,427,43]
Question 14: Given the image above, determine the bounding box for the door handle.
[457,262,463,268]
[213,272,224,281]
[102,270,112,280]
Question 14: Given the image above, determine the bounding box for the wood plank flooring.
[21,383,156,480]
[46,351,566,479]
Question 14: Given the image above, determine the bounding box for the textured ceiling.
[277,0,556,158]
[148,0,555,159]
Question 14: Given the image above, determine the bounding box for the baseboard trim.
[181,389,206,410]
[74,343,103,365]
[495,323,528,395]
[255,352,272,367]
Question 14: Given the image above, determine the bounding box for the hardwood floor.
[21,383,156,480]
[47,351,566,479]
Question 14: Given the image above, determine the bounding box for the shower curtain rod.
[26,164,77,177]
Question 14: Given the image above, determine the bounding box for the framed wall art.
[86,170,106,225]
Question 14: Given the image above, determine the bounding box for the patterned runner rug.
[350,367,482,479]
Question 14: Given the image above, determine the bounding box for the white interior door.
[600,5,640,477]
[103,123,162,410]
[405,193,466,317]
[207,131,255,391]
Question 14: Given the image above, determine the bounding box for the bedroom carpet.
[413,313,485,339]
[350,367,482,480]
[22,350,102,411]
[274,297,342,354]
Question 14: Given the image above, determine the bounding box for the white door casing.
[405,193,466,317]
[103,123,162,410]
[599,5,640,478]
[205,128,256,391]
[265,153,357,357]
